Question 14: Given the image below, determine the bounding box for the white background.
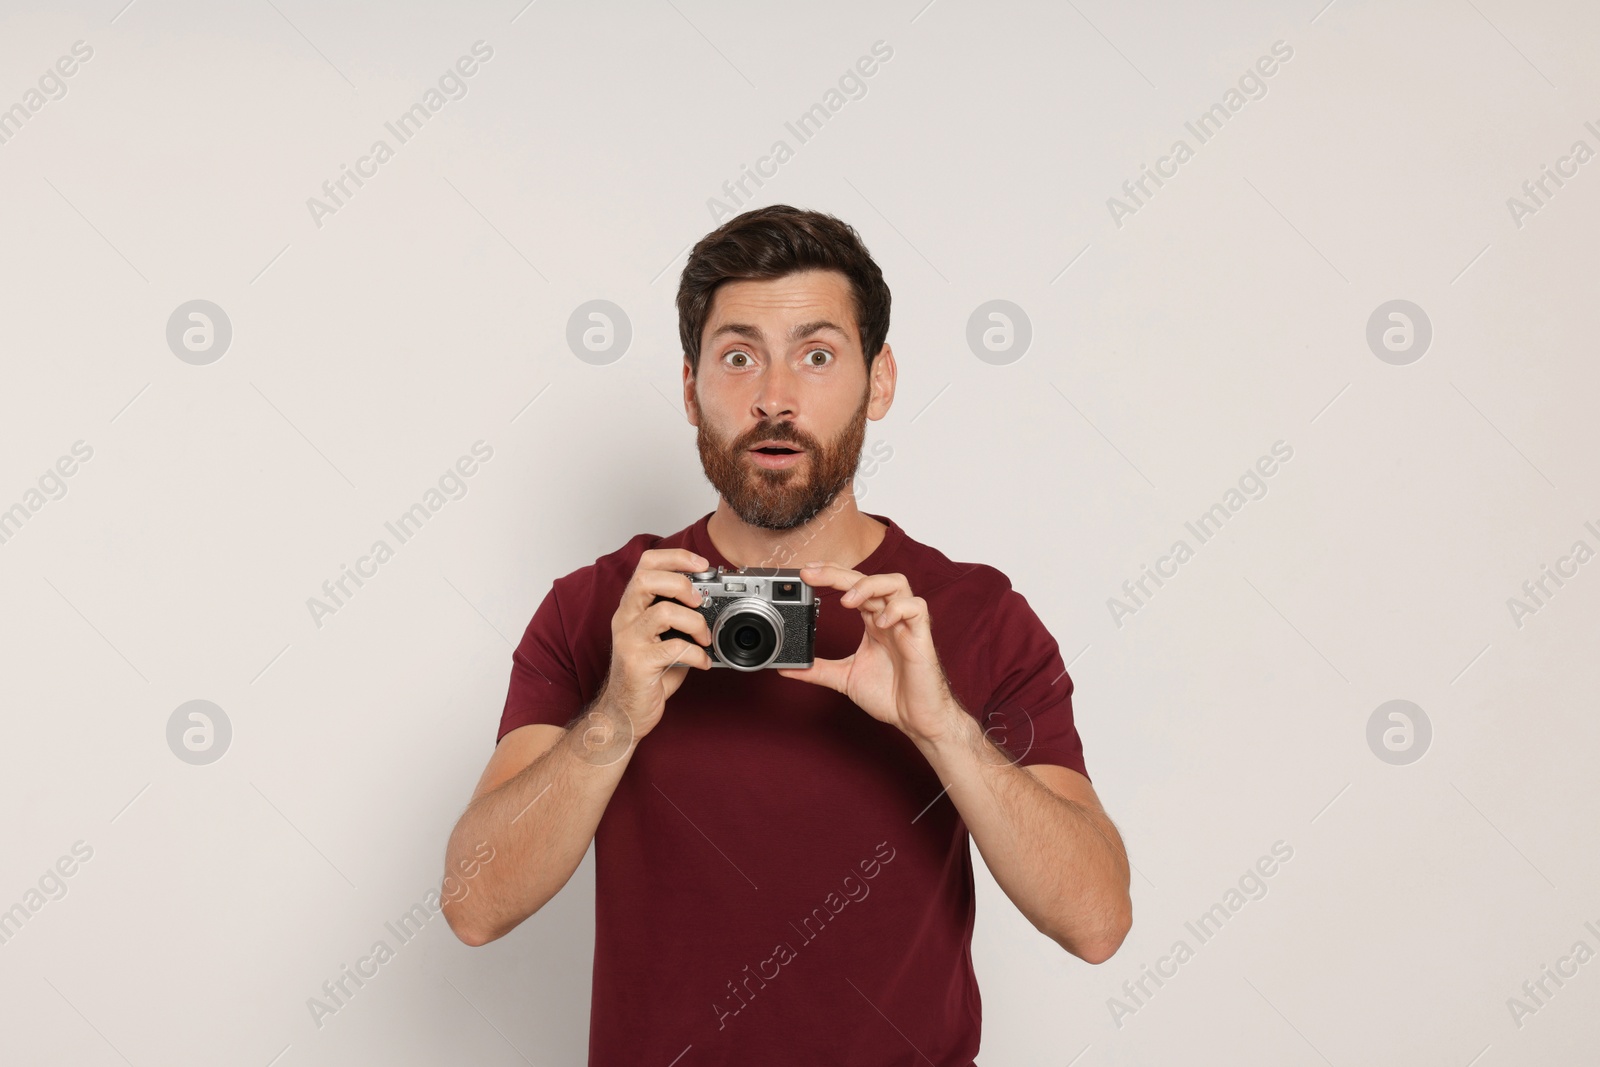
[1,1,1597,1064]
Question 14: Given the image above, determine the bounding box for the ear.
[867,344,896,421]
[682,356,700,427]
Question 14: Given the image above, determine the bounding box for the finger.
[848,592,893,616]
[660,638,715,672]
[836,572,912,609]
[796,562,864,594]
[627,548,712,611]
[775,655,850,693]
[864,597,937,669]
[640,601,713,646]
[656,635,713,670]
[871,595,928,632]
[638,547,711,574]
[624,568,708,616]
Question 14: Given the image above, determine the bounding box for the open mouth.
[747,442,806,469]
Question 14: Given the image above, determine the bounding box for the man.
[441,205,1131,1064]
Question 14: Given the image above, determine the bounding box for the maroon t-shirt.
[497,510,1088,1065]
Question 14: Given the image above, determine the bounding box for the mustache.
[738,425,814,450]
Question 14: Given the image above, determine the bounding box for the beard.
[695,385,870,531]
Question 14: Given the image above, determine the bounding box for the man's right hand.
[597,548,715,742]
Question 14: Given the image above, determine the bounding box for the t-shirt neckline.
[688,510,904,574]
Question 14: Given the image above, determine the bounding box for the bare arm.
[441,710,635,946]
[912,701,1131,963]
[441,547,715,947]
[783,561,1133,965]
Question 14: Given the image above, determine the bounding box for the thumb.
[776,656,850,693]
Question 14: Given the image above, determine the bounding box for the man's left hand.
[776,562,960,744]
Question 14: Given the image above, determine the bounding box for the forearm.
[442,702,634,945]
[911,701,1130,963]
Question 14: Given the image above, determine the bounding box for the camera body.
[652,566,819,670]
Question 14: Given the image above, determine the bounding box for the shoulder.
[888,523,1016,613]
[883,521,1058,645]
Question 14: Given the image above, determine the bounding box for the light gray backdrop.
[2,0,1596,1064]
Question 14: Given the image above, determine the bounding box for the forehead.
[704,269,858,347]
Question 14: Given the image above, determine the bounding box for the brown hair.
[677,205,891,377]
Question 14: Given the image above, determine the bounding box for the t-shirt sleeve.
[496,579,586,745]
[979,584,1089,782]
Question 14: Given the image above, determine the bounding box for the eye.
[724,349,753,367]
[805,348,833,366]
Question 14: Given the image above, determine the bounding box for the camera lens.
[711,598,784,670]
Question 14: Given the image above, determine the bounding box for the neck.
[706,491,887,571]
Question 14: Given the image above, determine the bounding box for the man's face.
[684,268,890,531]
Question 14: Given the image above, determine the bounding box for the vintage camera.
[652,566,819,670]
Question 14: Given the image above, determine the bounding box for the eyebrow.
[707,319,850,346]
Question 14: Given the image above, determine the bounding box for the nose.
[752,356,797,421]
